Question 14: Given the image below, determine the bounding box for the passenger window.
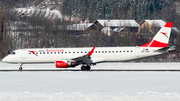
[116,51,118,53]
[47,52,49,54]
[69,52,71,54]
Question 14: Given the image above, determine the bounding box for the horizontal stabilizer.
[154,46,176,52]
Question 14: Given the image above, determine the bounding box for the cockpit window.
[11,52,16,55]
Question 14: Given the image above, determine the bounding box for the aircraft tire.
[81,65,91,71]
[81,66,86,71]
[19,67,22,71]
[86,66,91,70]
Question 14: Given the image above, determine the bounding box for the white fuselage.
[2,47,165,64]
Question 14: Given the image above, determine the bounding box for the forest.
[0,0,180,62]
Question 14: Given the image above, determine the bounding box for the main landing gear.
[81,65,91,71]
[81,63,96,71]
[19,63,23,70]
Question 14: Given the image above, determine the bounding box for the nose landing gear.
[19,63,23,70]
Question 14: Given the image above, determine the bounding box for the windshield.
[11,52,16,55]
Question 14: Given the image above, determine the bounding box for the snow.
[113,28,124,32]
[15,8,63,20]
[101,27,112,31]
[96,19,140,27]
[67,23,93,31]
[144,20,166,27]
[0,62,180,101]
[15,8,79,22]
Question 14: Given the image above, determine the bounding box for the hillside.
[61,0,179,22]
[1,0,180,22]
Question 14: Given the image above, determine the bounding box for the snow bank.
[0,92,180,101]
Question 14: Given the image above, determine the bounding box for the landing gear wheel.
[81,66,86,71]
[19,67,22,71]
[19,63,23,71]
[86,65,91,70]
[81,65,91,71]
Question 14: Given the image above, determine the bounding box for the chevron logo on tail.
[160,32,168,38]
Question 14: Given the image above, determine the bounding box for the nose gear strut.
[19,63,23,70]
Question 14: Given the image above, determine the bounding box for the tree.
[0,2,10,58]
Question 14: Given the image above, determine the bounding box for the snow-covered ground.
[0,62,180,101]
[1,62,180,70]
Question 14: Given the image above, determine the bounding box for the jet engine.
[55,60,77,68]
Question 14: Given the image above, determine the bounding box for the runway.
[1,68,180,71]
[1,62,180,71]
[1,62,180,101]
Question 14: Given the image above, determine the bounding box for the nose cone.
[2,57,7,62]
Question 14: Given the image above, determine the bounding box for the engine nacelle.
[55,60,77,68]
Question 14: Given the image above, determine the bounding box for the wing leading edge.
[70,47,96,66]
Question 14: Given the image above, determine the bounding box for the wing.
[68,47,96,66]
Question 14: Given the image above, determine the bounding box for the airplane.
[2,22,175,71]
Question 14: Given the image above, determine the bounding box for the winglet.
[86,47,95,55]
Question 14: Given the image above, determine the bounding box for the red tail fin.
[140,22,173,47]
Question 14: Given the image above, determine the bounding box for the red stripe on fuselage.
[28,50,38,56]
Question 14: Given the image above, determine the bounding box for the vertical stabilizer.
[140,22,173,47]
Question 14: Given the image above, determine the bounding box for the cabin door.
[135,47,140,57]
[21,49,26,59]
